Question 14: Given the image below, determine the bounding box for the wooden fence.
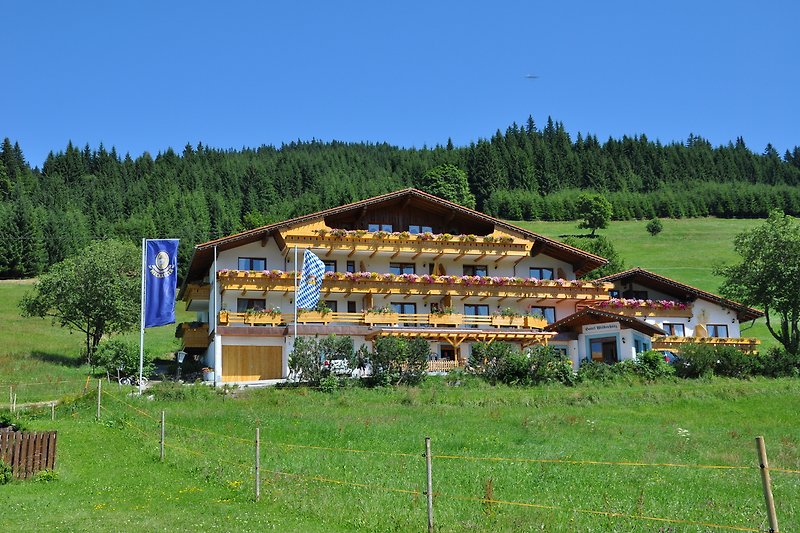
[0,429,57,479]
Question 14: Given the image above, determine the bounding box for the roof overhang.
[544,308,667,337]
[597,267,764,322]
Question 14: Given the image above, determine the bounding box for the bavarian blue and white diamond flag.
[144,239,179,328]
[296,249,325,309]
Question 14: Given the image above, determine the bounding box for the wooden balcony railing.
[217,311,549,329]
[591,300,693,318]
[176,323,210,349]
[216,270,612,302]
[281,226,531,259]
[652,336,760,353]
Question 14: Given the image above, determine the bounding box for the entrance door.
[590,337,618,364]
[440,346,456,361]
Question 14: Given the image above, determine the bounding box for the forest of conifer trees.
[1,116,799,279]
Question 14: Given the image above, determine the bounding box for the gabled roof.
[596,267,764,322]
[544,308,667,336]
[181,188,608,287]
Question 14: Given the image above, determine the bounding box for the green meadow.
[2,379,799,532]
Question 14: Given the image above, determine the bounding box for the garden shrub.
[149,381,220,401]
[713,346,755,378]
[368,336,430,386]
[674,343,718,378]
[754,347,800,377]
[0,413,25,431]
[577,360,618,383]
[32,469,59,483]
[635,350,675,380]
[290,335,355,386]
[470,342,574,386]
[527,345,576,386]
[95,339,154,378]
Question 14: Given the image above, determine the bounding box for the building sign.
[583,322,621,335]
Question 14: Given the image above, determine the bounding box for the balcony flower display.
[595,298,689,310]
[219,269,607,290]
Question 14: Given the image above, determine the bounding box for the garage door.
[222,345,283,382]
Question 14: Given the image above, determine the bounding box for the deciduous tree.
[576,193,612,235]
[19,240,140,363]
[715,211,800,354]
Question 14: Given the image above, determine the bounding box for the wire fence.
[91,387,795,532]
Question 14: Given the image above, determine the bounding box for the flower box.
[429,313,464,327]
[243,313,283,326]
[491,315,526,328]
[218,311,229,325]
[296,311,333,324]
[525,316,548,329]
[364,312,399,326]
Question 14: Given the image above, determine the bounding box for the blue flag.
[144,239,179,328]
[296,249,325,309]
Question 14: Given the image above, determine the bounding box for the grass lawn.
[2,378,799,532]
[511,217,775,348]
[0,281,191,405]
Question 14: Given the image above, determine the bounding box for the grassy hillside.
[512,217,773,347]
[0,281,191,404]
[3,379,799,531]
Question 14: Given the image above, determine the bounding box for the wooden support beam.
[261,233,270,247]
[514,255,528,266]
[370,249,379,258]
[454,253,465,261]
[529,240,546,257]
[325,248,334,258]
[412,251,422,260]
[476,252,487,262]
[445,209,456,223]
[391,250,401,259]
[354,206,368,224]
[348,249,357,258]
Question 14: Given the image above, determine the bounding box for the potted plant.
[202,367,215,382]
[491,307,525,327]
[429,306,463,326]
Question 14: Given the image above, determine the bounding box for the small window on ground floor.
[324,300,338,313]
[347,301,356,313]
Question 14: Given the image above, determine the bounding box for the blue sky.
[3,1,798,167]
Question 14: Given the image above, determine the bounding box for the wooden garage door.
[222,346,283,382]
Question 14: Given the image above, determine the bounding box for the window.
[409,225,420,234]
[346,260,356,273]
[323,260,336,273]
[368,224,380,232]
[609,289,620,298]
[707,324,729,338]
[663,323,685,337]
[324,300,338,313]
[463,265,488,276]
[410,224,435,234]
[390,263,415,275]
[237,298,266,312]
[529,306,556,324]
[529,267,554,280]
[391,302,416,314]
[552,346,568,357]
[623,290,649,300]
[347,301,356,313]
[238,257,266,271]
[422,226,432,233]
[464,304,490,316]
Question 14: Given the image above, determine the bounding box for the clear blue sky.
[3,1,798,167]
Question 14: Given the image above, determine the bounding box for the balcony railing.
[176,323,210,349]
[652,336,760,353]
[592,299,693,318]
[217,311,548,329]
[281,227,531,259]
[216,270,612,301]
[427,360,459,372]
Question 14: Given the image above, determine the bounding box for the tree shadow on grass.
[29,351,85,368]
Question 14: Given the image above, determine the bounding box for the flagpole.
[138,238,146,395]
[293,245,298,348]
[213,245,218,387]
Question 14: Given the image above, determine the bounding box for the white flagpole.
[138,238,146,395]
[213,245,218,387]
[293,245,298,346]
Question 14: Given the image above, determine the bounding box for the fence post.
[160,410,165,461]
[425,436,434,533]
[96,379,102,420]
[51,403,55,421]
[255,427,261,502]
[756,436,779,532]
[13,393,17,413]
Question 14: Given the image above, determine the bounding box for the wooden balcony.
[652,336,760,354]
[280,223,531,261]
[217,311,550,329]
[176,323,210,350]
[589,301,693,318]
[184,283,211,310]
[216,270,612,302]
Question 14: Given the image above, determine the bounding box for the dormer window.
[368,224,393,232]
